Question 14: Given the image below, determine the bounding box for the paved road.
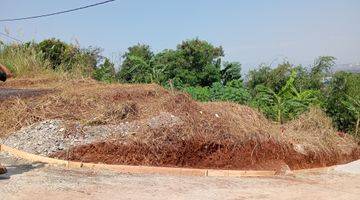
[0,152,360,200]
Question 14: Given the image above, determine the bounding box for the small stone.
[275,164,294,176]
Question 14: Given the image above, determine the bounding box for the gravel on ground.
[0,112,182,156]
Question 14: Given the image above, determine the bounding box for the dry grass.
[1,77,359,169]
[284,107,357,155]
[0,78,167,136]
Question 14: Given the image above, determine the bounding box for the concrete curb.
[0,144,334,177]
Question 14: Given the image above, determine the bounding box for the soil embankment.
[1,78,359,171]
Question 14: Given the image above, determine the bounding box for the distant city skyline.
[1,0,359,72]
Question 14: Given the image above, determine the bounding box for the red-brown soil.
[52,135,360,170]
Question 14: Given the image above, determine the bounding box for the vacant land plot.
[1,78,359,171]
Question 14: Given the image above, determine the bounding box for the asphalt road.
[0,88,50,100]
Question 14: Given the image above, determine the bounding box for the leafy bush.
[37,38,68,69]
[92,58,116,83]
[184,86,211,102]
[37,38,102,76]
[252,71,320,123]
[185,80,250,104]
[342,95,360,137]
[209,80,250,104]
[325,72,360,135]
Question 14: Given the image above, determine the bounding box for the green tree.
[269,61,292,92]
[158,38,224,87]
[37,38,102,74]
[117,44,154,83]
[246,61,292,94]
[118,39,224,87]
[221,62,242,85]
[309,56,336,90]
[38,38,68,69]
[246,64,272,94]
[325,72,360,134]
[342,95,360,137]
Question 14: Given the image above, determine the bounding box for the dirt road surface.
[1,152,360,200]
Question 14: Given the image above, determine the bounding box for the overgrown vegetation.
[1,38,359,137]
[0,38,102,78]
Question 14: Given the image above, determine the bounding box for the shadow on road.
[0,162,45,180]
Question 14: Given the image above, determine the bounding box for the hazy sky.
[1,0,359,71]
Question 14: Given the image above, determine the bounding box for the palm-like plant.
[253,70,319,123]
[342,95,360,136]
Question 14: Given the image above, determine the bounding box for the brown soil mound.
[52,133,360,170]
[2,78,359,170]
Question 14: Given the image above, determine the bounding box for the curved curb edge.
[0,144,334,177]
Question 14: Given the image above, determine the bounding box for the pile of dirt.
[53,90,360,170]
[1,79,359,171]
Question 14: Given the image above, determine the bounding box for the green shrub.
[184,86,211,102]
[251,71,320,123]
[37,38,102,76]
[0,42,54,77]
[325,72,360,135]
[92,58,116,83]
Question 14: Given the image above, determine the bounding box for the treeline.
[0,38,359,137]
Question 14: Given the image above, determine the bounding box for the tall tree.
[175,38,224,86]
[309,56,336,90]
[117,44,154,83]
[246,61,292,94]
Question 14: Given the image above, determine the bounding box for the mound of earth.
[1,79,359,171]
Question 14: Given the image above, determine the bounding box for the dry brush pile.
[1,78,359,170]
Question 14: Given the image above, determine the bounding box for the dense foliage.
[324,72,360,136]
[252,71,320,123]
[0,38,102,77]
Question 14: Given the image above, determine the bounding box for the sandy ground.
[0,152,360,200]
